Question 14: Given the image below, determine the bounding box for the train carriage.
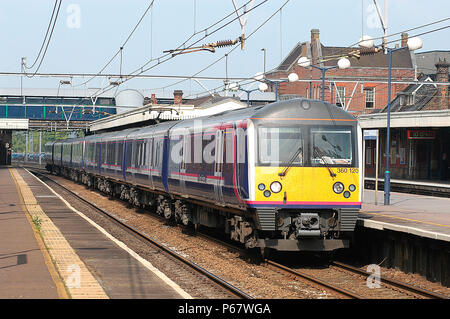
[47,98,362,252]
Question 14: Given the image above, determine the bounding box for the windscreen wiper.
[278,146,303,177]
[322,135,343,156]
[313,147,336,178]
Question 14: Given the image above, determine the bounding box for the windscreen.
[258,126,303,166]
[310,128,352,165]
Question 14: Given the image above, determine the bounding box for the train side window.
[215,130,224,173]
[156,140,162,166]
[117,142,123,166]
[147,139,153,168]
[142,142,147,167]
[126,141,133,168]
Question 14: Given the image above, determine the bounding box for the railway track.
[25,165,449,300]
[28,168,253,300]
[192,220,448,299]
[330,261,448,299]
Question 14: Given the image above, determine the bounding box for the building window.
[314,87,321,100]
[336,87,345,107]
[400,95,406,106]
[365,88,375,109]
[406,94,415,106]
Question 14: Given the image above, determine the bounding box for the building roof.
[194,96,245,109]
[380,74,438,113]
[271,36,414,74]
[322,46,413,69]
[415,50,450,75]
[276,42,305,72]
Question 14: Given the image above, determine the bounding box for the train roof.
[168,98,357,131]
[250,98,357,126]
[60,99,357,143]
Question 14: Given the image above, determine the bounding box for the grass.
[32,216,43,232]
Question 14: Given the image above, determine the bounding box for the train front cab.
[247,106,362,252]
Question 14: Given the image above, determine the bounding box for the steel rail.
[29,169,253,300]
[264,259,364,299]
[331,261,448,299]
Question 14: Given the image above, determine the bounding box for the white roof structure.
[358,109,450,128]
[0,87,116,98]
[90,97,248,132]
[0,118,28,130]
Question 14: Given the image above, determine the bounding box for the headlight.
[343,191,351,198]
[270,181,282,193]
[263,190,271,197]
[349,184,356,192]
[258,183,266,191]
[333,182,344,194]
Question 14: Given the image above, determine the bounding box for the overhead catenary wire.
[150,0,289,93]
[184,22,450,99]
[72,0,259,105]
[326,17,450,60]
[87,0,270,100]
[24,0,59,70]
[43,0,266,121]
[24,0,62,78]
[74,0,254,90]
[73,0,155,88]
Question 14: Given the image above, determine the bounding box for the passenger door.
[214,129,224,204]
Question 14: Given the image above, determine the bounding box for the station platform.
[0,167,190,299]
[359,188,450,242]
[364,176,450,197]
[0,167,60,298]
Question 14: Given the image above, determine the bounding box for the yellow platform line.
[361,211,450,229]
[10,168,109,299]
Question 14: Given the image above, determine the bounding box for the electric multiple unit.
[45,98,362,252]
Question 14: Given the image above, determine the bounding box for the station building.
[360,55,450,183]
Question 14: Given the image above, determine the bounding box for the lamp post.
[255,72,299,101]
[297,56,351,102]
[261,48,266,74]
[383,37,422,205]
[229,82,260,107]
[358,35,423,205]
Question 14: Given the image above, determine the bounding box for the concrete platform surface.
[0,167,59,298]
[17,168,189,299]
[359,189,450,241]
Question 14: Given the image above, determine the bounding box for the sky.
[0,0,449,97]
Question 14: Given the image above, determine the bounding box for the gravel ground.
[47,172,450,299]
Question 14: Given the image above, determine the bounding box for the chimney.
[310,29,320,65]
[173,90,183,105]
[151,93,158,105]
[401,33,408,48]
[435,58,449,109]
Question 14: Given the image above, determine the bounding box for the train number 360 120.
[337,168,359,174]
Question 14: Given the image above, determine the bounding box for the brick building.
[266,29,416,115]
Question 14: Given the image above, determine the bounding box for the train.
[44,98,362,252]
